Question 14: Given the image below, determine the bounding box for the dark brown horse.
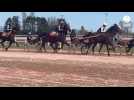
[37,24,71,53]
[126,38,134,54]
[0,29,19,51]
[70,30,83,48]
[38,31,70,53]
[26,34,43,51]
[81,24,122,56]
[26,31,69,53]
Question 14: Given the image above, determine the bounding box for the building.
[119,16,133,33]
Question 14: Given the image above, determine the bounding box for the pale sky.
[0,12,134,32]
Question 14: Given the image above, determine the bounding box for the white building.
[119,16,133,33]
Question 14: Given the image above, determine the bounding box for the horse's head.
[106,24,122,35]
[113,24,122,34]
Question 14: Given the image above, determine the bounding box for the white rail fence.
[15,35,72,51]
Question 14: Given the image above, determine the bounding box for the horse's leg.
[111,45,116,53]
[50,42,53,50]
[92,42,97,55]
[130,47,134,56]
[50,42,57,53]
[53,42,58,53]
[64,40,70,47]
[118,45,122,56]
[87,43,92,54]
[64,40,71,53]
[98,43,104,55]
[5,41,12,51]
[42,42,47,53]
[61,42,64,50]
[106,44,110,56]
[126,46,132,55]
[0,39,5,50]
[15,41,19,47]
[37,42,42,52]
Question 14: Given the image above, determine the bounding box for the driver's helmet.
[8,28,12,31]
[103,22,108,27]
[28,32,32,35]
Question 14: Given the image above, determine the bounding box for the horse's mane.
[106,24,118,33]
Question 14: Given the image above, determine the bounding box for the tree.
[24,16,36,33]
[4,16,21,34]
[36,17,49,33]
[78,26,88,35]
[4,17,12,32]
[12,16,21,32]
[23,16,49,34]
[22,12,27,32]
[47,16,58,31]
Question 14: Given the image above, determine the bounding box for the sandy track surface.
[0,50,134,86]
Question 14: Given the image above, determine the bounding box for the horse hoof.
[5,48,8,51]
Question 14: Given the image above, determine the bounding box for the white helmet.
[103,22,108,26]
[60,21,64,24]
[28,32,32,35]
[8,28,12,30]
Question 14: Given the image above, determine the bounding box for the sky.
[0,12,134,32]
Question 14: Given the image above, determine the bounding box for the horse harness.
[1,31,16,38]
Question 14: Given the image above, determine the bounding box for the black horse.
[81,24,122,56]
[126,38,134,54]
[37,31,69,53]
[56,23,71,50]
[26,34,42,51]
[0,29,19,51]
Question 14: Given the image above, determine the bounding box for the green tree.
[11,16,21,34]
[78,26,88,35]
[24,16,48,34]
[25,16,36,33]
[4,16,21,34]
[47,16,58,31]
[4,17,12,32]
[36,17,49,33]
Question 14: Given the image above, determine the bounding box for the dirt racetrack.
[0,49,134,86]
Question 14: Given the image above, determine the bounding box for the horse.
[26,34,42,52]
[125,38,134,55]
[0,29,19,51]
[25,32,61,53]
[69,30,82,48]
[81,24,122,56]
[37,31,69,53]
[112,37,131,55]
[56,24,71,50]
[37,24,71,53]
[80,32,97,55]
